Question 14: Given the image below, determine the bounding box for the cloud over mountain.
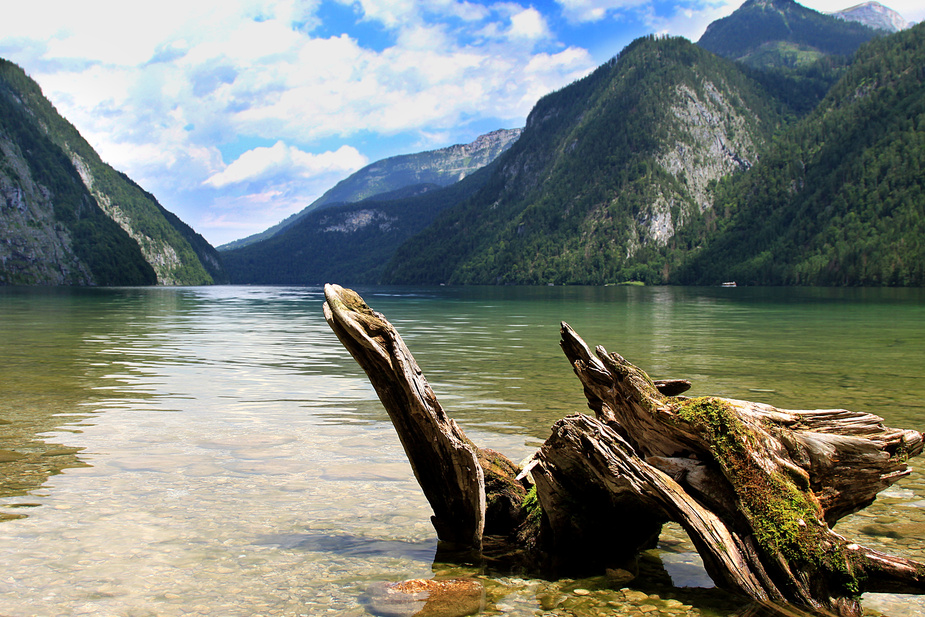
[1,0,920,245]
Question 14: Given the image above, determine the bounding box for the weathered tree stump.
[323,284,925,617]
[323,285,488,551]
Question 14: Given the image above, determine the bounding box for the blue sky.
[1,0,922,246]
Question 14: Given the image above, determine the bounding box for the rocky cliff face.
[0,70,157,286]
[678,21,925,286]
[659,82,760,210]
[638,80,762,251]
[0,134,92,285]
[69,152,187,286]
[590,77,767,262]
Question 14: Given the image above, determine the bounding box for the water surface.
[1,285,923,616]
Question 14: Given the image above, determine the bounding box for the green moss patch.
[676,397,862,596]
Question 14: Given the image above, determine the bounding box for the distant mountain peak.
[311,127,523,209]
[829,2,910,32]
[698,0,881,66]
[220,127,521,250]
[741,0,799,9]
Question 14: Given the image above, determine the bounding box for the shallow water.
[0,285,923,616]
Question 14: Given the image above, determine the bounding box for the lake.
[1,284,923,617]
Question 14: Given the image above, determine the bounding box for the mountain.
[831,2,910,32]
[382,36,783,285]
[220,162,496,285]
[309,128,522,210]
[220,128,521,250]
[676,22,925,286]
[221,2,924,289]
[0,82,155,285]
[697,0,881,69]
[696,0,903,119]
[0,59,226,285]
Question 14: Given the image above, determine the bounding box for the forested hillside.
[0,59,226,285]
[382,36,782,285]
[677,22,925,286]
[218,0,922,289]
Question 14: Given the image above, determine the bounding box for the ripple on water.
[2,286,925,617]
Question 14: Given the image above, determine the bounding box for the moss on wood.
[676,396,863,597]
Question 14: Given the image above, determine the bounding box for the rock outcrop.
[0,133,92,285]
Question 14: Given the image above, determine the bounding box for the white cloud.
[349,0,419,28]
[647,0,743,42]
[345,0,495,29]
[556,0,650,23]
[0,0,603,245]
[204,142,368,188]
[509,7,552,40]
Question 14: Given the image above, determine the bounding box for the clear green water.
[0,285,923,616]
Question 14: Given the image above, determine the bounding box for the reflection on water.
[0,287,133,504]
[0,285,923,616]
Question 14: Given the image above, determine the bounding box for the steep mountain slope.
[677,22,925,286]
[0,59,226,285]
[697,0,882,68]
[221,162,495,284]
[0,76,155,285]
[382,36,782,285]
[221,128,521,250]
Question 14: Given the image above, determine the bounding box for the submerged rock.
[364,578,485,617]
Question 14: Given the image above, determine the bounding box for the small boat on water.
[721,281,737,287]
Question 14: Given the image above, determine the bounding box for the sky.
[1,0,922,246]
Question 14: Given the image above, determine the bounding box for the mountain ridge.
[220,160,497,284]
[218,0,922,288]
[0,65,156,285]
[697,0,882,69]
[377,7,922,287]
[219,128,521,250]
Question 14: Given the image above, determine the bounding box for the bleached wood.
[323,286,925,617]
[323,284,486,550]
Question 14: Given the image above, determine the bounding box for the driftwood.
[322,284,925,617]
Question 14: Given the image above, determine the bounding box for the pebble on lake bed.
[622,589,651,603]
[364,578,485,617]
[605,568,636,585]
